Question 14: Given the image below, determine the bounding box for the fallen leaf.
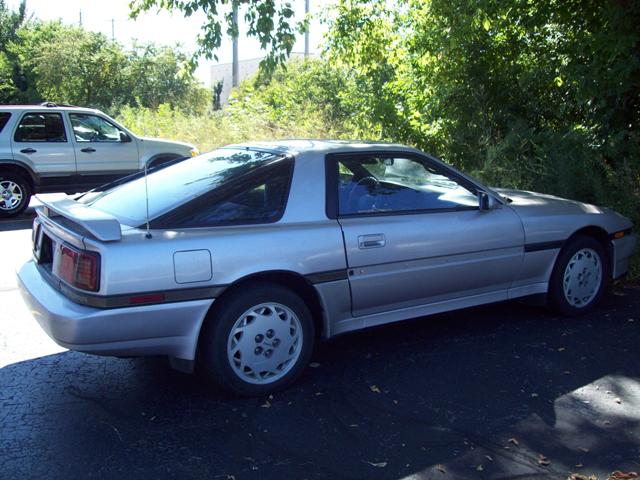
[575,463,584,468]
[628,318,635,322]
[558,347,566,352]
[485,455,494,462]
[569,474,597,480]
[309,362,321,368]
[508,437,520,446]
[393,400,399,405]
[608,472,640,480]
[564,370,572,375]
[531,393,539,398]
[615,397,622,404]
[315,392,323,396]
[364,461,387,468]
[538,454,551,466]
[579,447,589,453]
[370,385,382,394]
[349,424,359,428]
[436,464,446,473]
[476,465,484,472]
[261,400,271,408]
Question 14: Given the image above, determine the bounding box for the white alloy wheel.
[227,302,303,385]
[0,180,23,211]
[562,248,602,308]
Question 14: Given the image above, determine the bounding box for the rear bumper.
[17,260,214,360]
[612,233,637,279]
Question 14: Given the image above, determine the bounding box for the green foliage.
[129,0,308,77]
[116,59,363,152]
[323,0,640,264]
[0,2,210,113]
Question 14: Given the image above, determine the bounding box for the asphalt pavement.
[1,207,639,479]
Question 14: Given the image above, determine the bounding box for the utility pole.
[79,10,82,27]
[111,18,115,41]
[232,3,239,87]
[304,0,310,58]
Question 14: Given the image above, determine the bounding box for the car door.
[10,111,77,178]
[327,152,525,317]
[67,112,139,184]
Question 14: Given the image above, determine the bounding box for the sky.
[6,0,330,86]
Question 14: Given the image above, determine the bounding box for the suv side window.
[337,155,478,215]
[14,113,67,142]
[0,112,11,133]
[69,113,123,142]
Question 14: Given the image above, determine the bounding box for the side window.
[14,113,67,142]
[0,112,11,133]
[172,160,293,227]
[69,114,122,142]
[337,155,478,215]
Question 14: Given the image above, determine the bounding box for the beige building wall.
[210,53,309,105]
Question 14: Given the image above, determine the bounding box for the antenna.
[144,159,152,239]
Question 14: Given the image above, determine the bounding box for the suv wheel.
[199,282,315,396]
[0,172,31,218]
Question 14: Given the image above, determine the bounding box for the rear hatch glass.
[81,148,285,226]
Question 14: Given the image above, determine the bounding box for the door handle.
[358,233,386,249]
[20,148,36,154]
[81,147,96,153]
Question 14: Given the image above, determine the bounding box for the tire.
[548,235,609,316]
[0,172,31,218]
[199,282,315,396]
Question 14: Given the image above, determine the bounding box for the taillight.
[59,244,100,292]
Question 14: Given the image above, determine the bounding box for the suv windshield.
[83,148,286,226]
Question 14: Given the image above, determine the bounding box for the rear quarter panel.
[88,150,346,296]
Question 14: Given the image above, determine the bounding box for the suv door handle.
[20,148,36,154]
[358,233,386,249]
[81,147,96,153]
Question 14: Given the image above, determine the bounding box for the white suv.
[0,103,198,217]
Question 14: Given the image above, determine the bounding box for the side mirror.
[478,191,492,211]
[119,131,132,143]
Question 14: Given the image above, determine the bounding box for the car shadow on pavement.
[0,206,36,231]
[1,289,639,479]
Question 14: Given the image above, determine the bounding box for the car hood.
[140,137,195,150]
[493,188,633,241]
[494,188,608,215]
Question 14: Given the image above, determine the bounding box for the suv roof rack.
[39,102,79,108]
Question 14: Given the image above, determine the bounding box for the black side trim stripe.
[610,228,633,240]
[37,263,226,309]
[524,240,564,253]
[305,269,349,284]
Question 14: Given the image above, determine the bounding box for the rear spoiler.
[35,194,122,242]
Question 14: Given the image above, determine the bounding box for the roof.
[228,139,419,156]
[0,104,99,113]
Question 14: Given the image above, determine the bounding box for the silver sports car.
[18,140,637,396]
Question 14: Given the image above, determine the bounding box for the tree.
[323,0,640,218]
[5,18,210,113]
[0,0,26,103]
[129,0,307,75]
[15,22,128,108]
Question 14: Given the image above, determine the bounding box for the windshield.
[82,148,285,226]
